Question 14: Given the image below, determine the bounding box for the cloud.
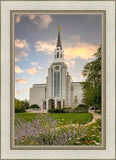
[23,88,29,91]
[15,15,22,23]
[30,62,38,67]
[15,91,22,96]
[15,78,27,84]
[27,67,37,75]
[64,43,99,60]
[15,39,29,49]
[65,60,75,68]
[35,40,55,54]
[15,66,24,74]
[38,66,44,71]
[35,36,99,60]
[15,14,53,29]
[33,15,53,29]
[15,57,20,62]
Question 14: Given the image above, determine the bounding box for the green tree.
[21,99,29,109]
[81,47,101,110]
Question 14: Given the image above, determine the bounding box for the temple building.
[29,26,83,111]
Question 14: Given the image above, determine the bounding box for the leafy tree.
[81,47,101,110]
[15,98,22,108]
[21,99,29,109]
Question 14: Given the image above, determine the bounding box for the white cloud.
[35,40,55,54]
[35,36,99,60]
[27,67,37,75]
[30,62,38,67]
[15,66,24,74]
[15,39,29,49]
[15,15,22,23]
[15,14,53,29]
[15,78,27,84]
[15,57,20,62]
[38,66,44,71]
[15,91,22,96]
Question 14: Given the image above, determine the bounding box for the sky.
[15,14,101,100]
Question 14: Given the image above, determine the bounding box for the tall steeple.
[53,26,64,62]
[56,26,62,50]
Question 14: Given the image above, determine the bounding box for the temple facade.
[29,27,83,111]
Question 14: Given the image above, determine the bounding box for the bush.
[48,108,65,113]
[64,107,74,113]
[30,104,40,109]
[15,107,26,113]
[78,104,88,108]
[74,106,88,113]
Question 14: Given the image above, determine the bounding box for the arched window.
[57,52,59,58]
[60,54,62,58]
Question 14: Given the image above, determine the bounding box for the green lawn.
[15,112,93,125]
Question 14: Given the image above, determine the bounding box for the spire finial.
[58,25,61,32]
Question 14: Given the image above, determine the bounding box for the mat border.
[0,0,115,160]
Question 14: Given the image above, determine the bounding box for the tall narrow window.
[57,52,59,58]
[54,72,60,97]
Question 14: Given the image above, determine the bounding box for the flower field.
[15,113,101,146]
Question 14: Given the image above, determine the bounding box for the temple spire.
[53,25,64,62]
[56,25,62,50]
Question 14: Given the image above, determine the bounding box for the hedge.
[48,108,65,113]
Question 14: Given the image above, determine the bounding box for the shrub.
[48,108,65,113]
[15,107,26,113]
[30,104,40,109]
[64,107,72,110]
[74,106,88,113]
[78,104,88,108]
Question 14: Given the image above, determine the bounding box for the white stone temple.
[29,26,83,111]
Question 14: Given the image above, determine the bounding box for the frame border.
[10,10,106,150]
[0,0,115,160]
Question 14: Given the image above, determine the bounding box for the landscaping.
[14,112,101,146]
[15,112,93,125]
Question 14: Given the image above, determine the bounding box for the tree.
[81,47,101,110]
[21,99,29,109]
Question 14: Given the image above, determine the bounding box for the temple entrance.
[49,99,55,109]
[57,101,61,108]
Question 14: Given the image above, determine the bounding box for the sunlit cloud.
[23,88,29,91]
[15,15,53,29]
[38,66,44,71]
[15,66,24,74]
[35,38,99,60]
[35,40,55,54]
[15,57,20,62]
[64,43,99,60]
[15,15,22,23]
[15,90,22,96]
[15,78,27,84]
[30,62,38,67]
[27,67,37,75]
[15,39,29,49]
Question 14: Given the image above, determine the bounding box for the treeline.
[15,98,29,113]
[81,46,101,110]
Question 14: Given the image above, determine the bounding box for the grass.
[15,112,93,125]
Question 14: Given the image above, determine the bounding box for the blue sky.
[15,14,101,100]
